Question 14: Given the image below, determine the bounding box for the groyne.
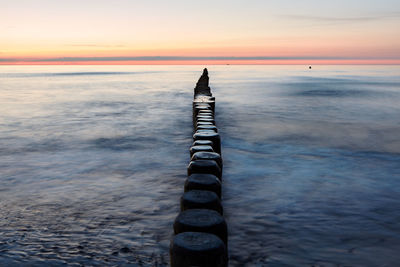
[170,69,228,267]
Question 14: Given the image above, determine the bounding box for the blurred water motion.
[1,65,400,266]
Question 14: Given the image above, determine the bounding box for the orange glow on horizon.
[2,1,399,66]
[1,59,400,65]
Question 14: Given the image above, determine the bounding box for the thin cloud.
[0,58,17,62]
[33,56,338,62]
[66,44,127,48]
[283,12,400,24]
[1,56,399,63]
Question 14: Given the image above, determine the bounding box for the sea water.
[0,65,399,266]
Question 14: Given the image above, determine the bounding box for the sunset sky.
[1,0,400,65]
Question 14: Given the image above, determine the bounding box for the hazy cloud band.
[1,56,399,63]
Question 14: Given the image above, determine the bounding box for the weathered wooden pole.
[170,69,228,267]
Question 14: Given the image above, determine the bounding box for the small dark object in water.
[119,247,131,253]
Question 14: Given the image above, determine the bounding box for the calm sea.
[1,65,399,266]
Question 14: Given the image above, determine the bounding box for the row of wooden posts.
[169,69,228,267]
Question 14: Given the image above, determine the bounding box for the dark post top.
[194,68,212,97]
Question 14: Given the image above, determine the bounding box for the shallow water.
[1,65,400,266]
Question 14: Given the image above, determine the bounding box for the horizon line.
[1,56,400,65]
[1,63,399,66]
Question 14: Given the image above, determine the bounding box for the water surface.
[1,65,400,266]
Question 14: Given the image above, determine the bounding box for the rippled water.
[1,65,400,266]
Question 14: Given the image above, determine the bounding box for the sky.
[1,0,400,65]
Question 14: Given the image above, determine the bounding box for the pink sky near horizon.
[3,60,400,66]
[1,0,400,65]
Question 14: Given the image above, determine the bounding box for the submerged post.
[170,69,228,267]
